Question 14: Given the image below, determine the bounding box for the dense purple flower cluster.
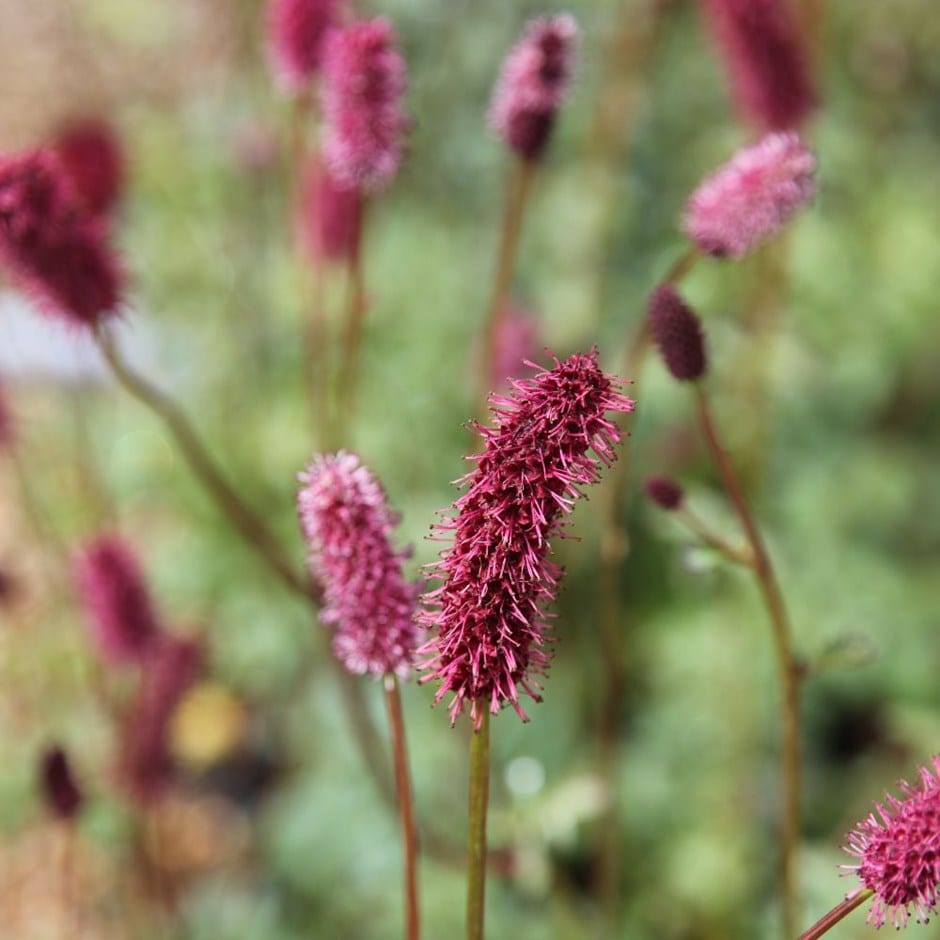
[419,352,634,727]
[648,284,708,382]
[645,476,685,511]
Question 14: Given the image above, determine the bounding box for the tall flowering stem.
[798,890,873,940]
[466,707,491,940]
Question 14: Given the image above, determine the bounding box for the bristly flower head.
[299,158,363,264]
[698,0,816,133]
[266,0,342,94]
[74,534,162,665]
[320,18,408,194]
[53,117,125,217]
[0,150,123,328]
[648,284,708,382]
[419,351,634,728]
[39,745,84,821]
[683,131,816,260]
[298,451,421,679]
[843,756,940,929]
[488,14,579,162]
[645,475,684,511]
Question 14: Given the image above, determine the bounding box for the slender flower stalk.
[334,218,368,441]
[466,708,490,940]
[798,890,874,940]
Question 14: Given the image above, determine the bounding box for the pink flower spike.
[489,304,541,390]
[320,18,408,194]
[842,756,940,929]
[419,351,634,728]
[683,131,816,260]
[699,0,816,133]
[297,451,421,679]
[74,535,162,665]
[489,14,579,162]
[299,158,363,264]
[266,0,342,94]
[53,117,125,217]
[0,150,123,328]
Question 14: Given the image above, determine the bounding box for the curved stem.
[385,675,420,940]
[693,383,802,938]
[678,505,755,567]
[466,707,491,940]
[799,890,872,940]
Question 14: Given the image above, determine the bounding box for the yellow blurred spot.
[169,681,247,769]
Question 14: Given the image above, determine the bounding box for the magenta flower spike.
[39,745,84,821]
[266,0,342,93]
[419,351,634,728]
[320,18,408,194]
[299,158,363,264]
[683,131,816,260]
[0,150,123,329]
[489,304,540,390]
[698,0,816,133]
[843,756,940,929]
[648,284,708,382]
[488,14,579,162]
[53,117,125,218]
[297,451,421,679]
[74,535,162,665]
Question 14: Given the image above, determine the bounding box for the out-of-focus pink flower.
[320,18,408,193]
[682,131,816,259]
[419,351,634,727]
[74,535,162,665]
[52,118,125,217]
[488,14,578,161]
[120,635,204,804]
[648,284,708,382]
[39,746,83,821]
[299,158,363,264]
[489,305,540,390]
[843,756,940,929]
[298,451,421,679]
[0,150,123,328]
[232,122,281,177]
[645,476,684,511]
[698,0,816,132]
[266,0,342,93]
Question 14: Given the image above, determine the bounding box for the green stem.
[384,675,421,940]
[334,211,368,445]
[798,890,872,940]
[466,707,491,940]
[678,505,755,567]
[693,384,802,938]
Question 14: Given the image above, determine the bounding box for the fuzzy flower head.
[488,14,578,162]
[419,351,634,728]
[74,534,162,665]
[843,756,940,929]
[320,18,408,194]
[266,0,342,93]
[53,117,125,217]
[648,284,708,382]
[645,475,684,511]
[39,746,83,821]
[683,131,816,260]
[298,451,421,679]
[299,158,363,264]
[0,149,123,328]
[699,0,816,133]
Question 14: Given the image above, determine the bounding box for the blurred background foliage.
[1,0,940,937]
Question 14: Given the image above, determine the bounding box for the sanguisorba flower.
[299,158,363,264]
[53,117,125,218]
[698,0,815,134]
[39,746,84,821]
[266,0,342,94]
[0,149,123,328]
[320,18,408,194]
[683,131,816,260]
[419,351,634,727]
[843,756,940,929]
[74,534,162,665]
[297,451,421,679]
[648,284,708,382]
[488,14,578,162]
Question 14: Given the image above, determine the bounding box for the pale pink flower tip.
[266,0,342,93]
[843,756,940,929]
[489,14,579,161]
[74,535,162,665]
[683,131,816,260]
[419,351,634,728]
[320,18,408,194]
[297,451,421,679]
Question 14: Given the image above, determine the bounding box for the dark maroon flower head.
[120,634,204,804]
[843,756,940,929]
[698,0,816,132]
[74,534,162,666]
[0,149,123,328]
[299,158,363,264]
[320,18,408,194]
[39,745,83,821]
[53,117,125,217]
[648,284,708,382]
[298,451,421,679]
[266,0,342,93]
[645,475,684,511]
[488,14,578,162]
[419,351,634,728]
